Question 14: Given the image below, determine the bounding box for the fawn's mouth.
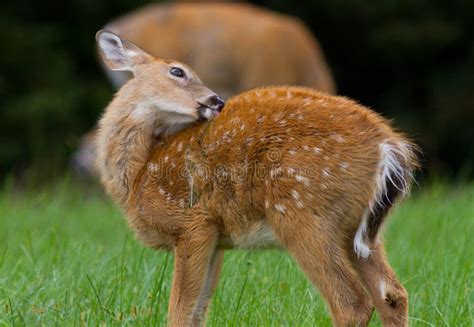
[197,104,222,121]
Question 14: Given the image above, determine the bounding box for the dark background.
[1,0,473,181]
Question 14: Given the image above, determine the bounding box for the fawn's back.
[130,87,414,252]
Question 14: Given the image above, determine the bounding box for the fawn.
[96,30,418,326]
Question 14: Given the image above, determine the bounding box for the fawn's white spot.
[274,204,286,213]
[291,189,300,200]
[270,167,282,179]
[304,98,312,106]
[322,168,330,177]
[331,134,345,143]
[148,162,158,172]
[295,175,310,186]
[313,147,322,154]
[339,162,349,170]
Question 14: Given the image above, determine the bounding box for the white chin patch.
[203,108,212,119]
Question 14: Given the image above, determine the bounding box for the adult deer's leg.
[190,250,225,327]
[168,222,218,327]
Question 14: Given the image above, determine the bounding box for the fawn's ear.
[96,30,152,72]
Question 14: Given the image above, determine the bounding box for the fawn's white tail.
[355,140,417,258]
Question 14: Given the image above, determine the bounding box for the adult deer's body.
[96,31,417,326]
[103,2,335,96]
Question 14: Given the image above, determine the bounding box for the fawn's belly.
[219,220,280,250]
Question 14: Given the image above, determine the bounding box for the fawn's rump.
[354,140,417,258]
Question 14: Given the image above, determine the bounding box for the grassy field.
[0,180,472,326]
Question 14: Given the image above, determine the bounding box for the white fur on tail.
[354,208,371,258]
[373,141,413,203]
[354,140,414,258]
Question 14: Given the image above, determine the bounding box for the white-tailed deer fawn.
[74,2,336,177]
[96,30,418,326]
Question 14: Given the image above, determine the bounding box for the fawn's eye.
[170,67,186,78]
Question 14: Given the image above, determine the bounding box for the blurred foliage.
[0,0,473,180]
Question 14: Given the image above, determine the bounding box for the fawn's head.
[96,30,225,128]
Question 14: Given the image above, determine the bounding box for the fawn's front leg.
[168,222,218,327]
[191,250,224,327]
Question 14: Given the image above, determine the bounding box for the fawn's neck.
[98,104,155,204]
[97,87,199,208]
[98,93,194,205]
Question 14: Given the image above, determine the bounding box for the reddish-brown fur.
[96,31,418,326]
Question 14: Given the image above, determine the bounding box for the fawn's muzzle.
[197,95,225,121]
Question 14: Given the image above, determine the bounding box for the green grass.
[0,180,472,326]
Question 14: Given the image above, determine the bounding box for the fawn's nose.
[208,95,225,112]
[197,94,226,121]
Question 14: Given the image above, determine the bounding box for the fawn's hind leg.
[190,250,224,327]
[351,242,408,326]
[267,211,373,327]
